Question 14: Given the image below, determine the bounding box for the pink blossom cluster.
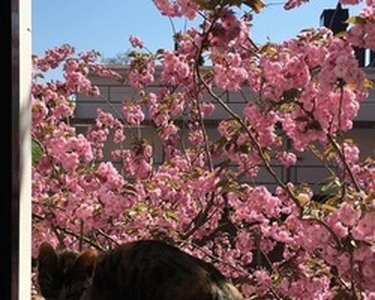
[345,0,375,50]
[322,202,375,290]
[251,29,368,151]
[346,17,375,51]
[31,0,375,298]
[243,103,280,148]
[122,102,145,125]
[213,53,248,92]
[33,44,74,72]
[152,0,199,20]
[112,142,153,180]
[173,27,203,62]
[87,109,125,158]
[147,89,186,134]
[128,55,155,90]
[89,63,124,82]
[284,0,309,10]
[161,50,192,87]
[208,9,252,55]
[129,35,144,48]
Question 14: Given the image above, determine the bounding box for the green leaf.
[32,139,44,167]
[164,210,179,222]
[345,16,367,25]
[241,0,265,13]
[194,0,220,10]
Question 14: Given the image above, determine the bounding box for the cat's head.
[37,242,98,300]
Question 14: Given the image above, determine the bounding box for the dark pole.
[0,0,12,298]
[12,1,21,299]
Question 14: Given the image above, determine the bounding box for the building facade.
[74,65,375,194]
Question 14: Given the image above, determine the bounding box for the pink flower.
[96,162,125,189]
[129,35,144,48]
[214,53,248,92]
[128,57,155,89]
[152,0,198,19]
[114,128,125,144]
[32,98,49,124]
[122,103,145,125]
[159,122,178,140]
[284,0,309,10]
[337,202,361,227]
[200,102,215,117]
[352,212,375,242]
[253,270,272,296]
[277,151,297,167]
[161,51,191,86]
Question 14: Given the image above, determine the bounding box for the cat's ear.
[37,242,58,272]
[73,249,98,279]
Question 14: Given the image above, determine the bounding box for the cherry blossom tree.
[32,0,375,298]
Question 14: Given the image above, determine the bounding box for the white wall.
[19,0,32,298]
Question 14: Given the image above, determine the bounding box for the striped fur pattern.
[37,240,244,300]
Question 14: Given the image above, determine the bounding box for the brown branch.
[327,134,361,193]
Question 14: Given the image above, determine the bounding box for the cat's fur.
[37,239,244,300]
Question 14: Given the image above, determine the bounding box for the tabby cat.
[37,239,244,300]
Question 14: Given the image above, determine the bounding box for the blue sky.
[32,0,362,67]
